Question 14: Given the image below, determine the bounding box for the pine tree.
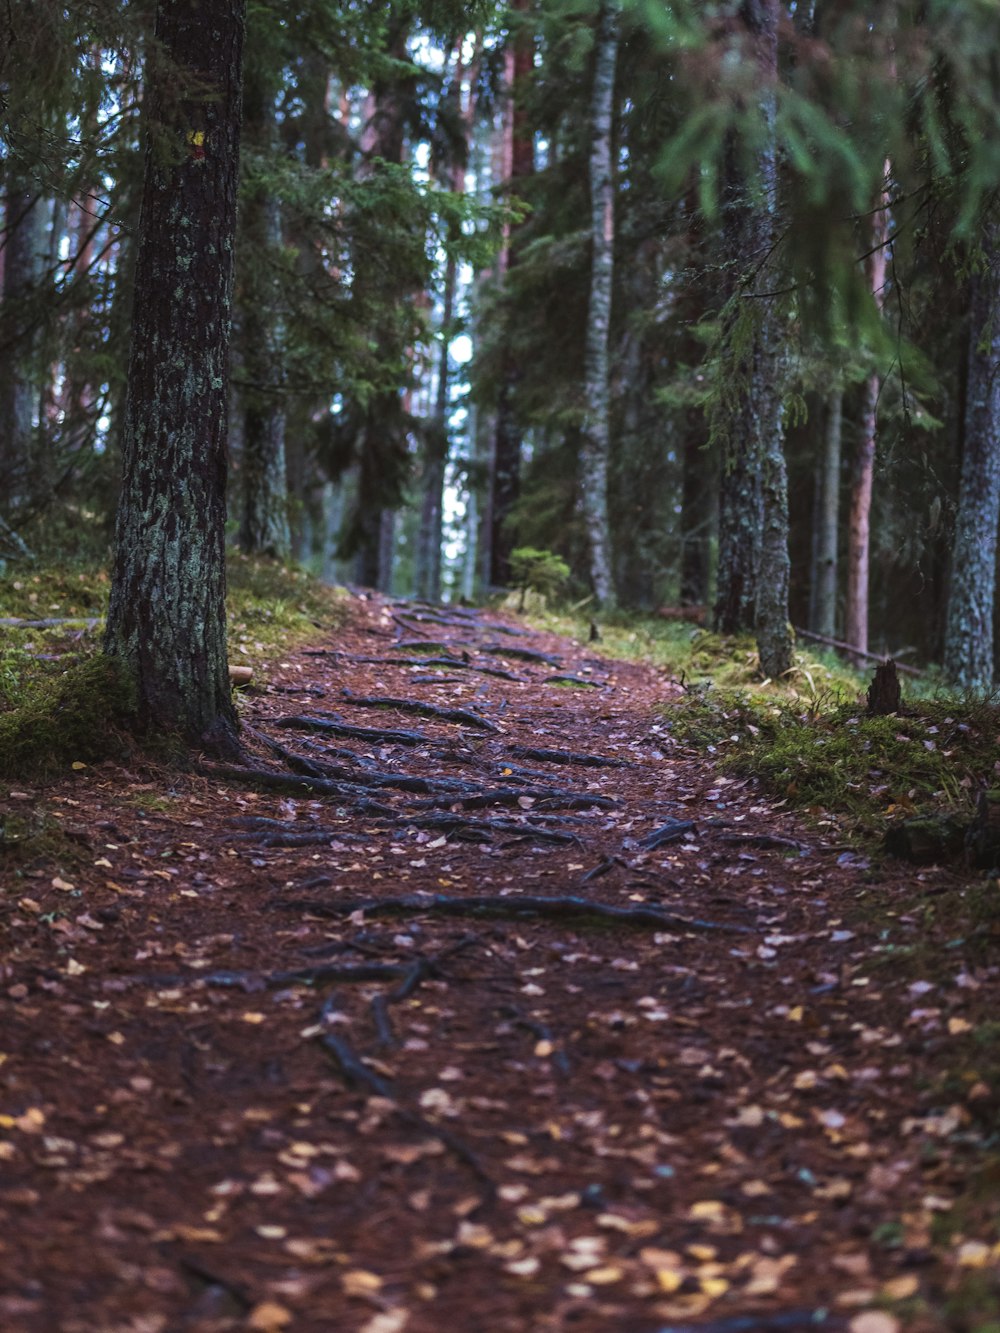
[104,0,246,752]
[943,222,1000,691]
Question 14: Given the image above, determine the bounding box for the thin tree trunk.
[812,391,842,638]
[579,0,618,609]
[238,45,290,559]
[944,223,1000,690]
[104,0,246,754]
[0,175,47,510]
[489,0,534,587]
[845,162,891,665]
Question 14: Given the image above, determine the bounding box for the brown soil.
[0,594,994,1333]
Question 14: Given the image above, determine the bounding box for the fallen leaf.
[342,1269,384,1296]
[247,1302,294,1332]
[848,1314,900,1333]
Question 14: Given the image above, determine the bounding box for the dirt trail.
[0,594,976,1332]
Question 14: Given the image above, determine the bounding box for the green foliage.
[510,546,571,609]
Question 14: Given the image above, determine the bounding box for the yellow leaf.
[71,762,87,771]
[689,1201,725,1221]
[342,1269,384,1296]
[51,877,75,892]
[584,1266,624,1285]
[247,1301,293,1331]
[787,1006,804,1022]
[654,1269,683,1293]
[956,1240,991,1268]
[948,1017,973,1035]
[242,1013,267,1025]
[701,1277,729,1297]
[793,1070,819,1091]
[0,1114,15,1129]
[881,1274,919,1299]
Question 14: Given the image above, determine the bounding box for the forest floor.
[2,590,999,1333]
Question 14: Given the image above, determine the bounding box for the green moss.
[226,553,347,665]
[0,655,138,778]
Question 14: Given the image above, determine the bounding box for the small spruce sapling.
[510,547,571,612]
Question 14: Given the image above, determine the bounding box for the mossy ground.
[0,553,348,776]
[536,604,998,847]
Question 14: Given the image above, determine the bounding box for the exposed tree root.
[544,674,604,688]
[409,786,615,812]
[481,644,562,665]
[198,762,396,815]
[401,814,583,845]
[340,690,501,733]
[274,714,429,745]
[274,890,752,935]
[508,745,629,769]
[635,819,696,850]
[317,995,494,1199]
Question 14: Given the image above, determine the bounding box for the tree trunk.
[943,223,1000,691]
[811,391,842,638]
[103,0,246,755]
[237,43,290,560]
[845,162,891,665]
[0,173,47,511]
[680,432,715,608]
[489,0,534,587]
[713,0,791,682]
[579,0,619,610]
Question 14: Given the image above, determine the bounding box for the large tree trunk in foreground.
[579,0,619,610]
[943,224,1000,691]
[104,0,245,754]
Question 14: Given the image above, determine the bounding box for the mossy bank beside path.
[1,589,999,1333]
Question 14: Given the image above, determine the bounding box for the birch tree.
[579,0,619,609]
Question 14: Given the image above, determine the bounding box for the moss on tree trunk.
[103,0,246,756]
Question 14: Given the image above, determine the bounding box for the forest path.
[0,592,975,1332]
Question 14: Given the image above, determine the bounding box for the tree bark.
[713,0,791,680]
[0,173,47,511]
[579,0,619,610]
[489,0,534,587]
[845,162,891,665]
[237,41,290,560]
[943,223,1000,691]
[811,391,842,638]
[103,0,245,755]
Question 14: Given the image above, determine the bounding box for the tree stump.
[867,659,901,715]
[884,815,967,864]
[969,790,1000,870]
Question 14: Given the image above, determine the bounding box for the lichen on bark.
[103,0,247,755]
